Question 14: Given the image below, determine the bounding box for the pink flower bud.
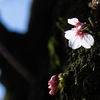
[48,75,59,87]
[49,88,59,95]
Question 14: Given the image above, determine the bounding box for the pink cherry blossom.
[49,88,59,95]
[64,18,94,49]
[48,75,59,87]
[48,73,68,95]
[48,75,59,95]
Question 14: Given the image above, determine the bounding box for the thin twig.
[0,42,35,84]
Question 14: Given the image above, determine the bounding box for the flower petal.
[49,90,55,95]
[48,85,52,89]
[81,33,94,49]
[68,36,81,49]
[64,29,76,39]
[68,18,79,26]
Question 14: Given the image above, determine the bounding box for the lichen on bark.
[48,0,100,99]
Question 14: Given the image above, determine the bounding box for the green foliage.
[88,17,94,27]
[48,37,61,69]
[56,17,67,32]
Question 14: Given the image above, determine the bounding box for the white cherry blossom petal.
[68,18,79,26]
[71,28,78,31]
[64,18,94,49]
[81,33,94,48]
[68,36,81,49]
[64,29,76,39]
[85,33,94,45]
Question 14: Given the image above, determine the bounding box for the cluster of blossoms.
[48,73,67,95]
[64,18,94,49]
[48,18,95,95]
[48,75,59,95]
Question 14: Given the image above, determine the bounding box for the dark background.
[0,0,58,100]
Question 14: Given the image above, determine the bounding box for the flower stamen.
[76,29,84,39]
[75,22,82,27]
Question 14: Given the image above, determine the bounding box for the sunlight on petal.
[68,18,79,26]
[64,30,76,39]
[81,33,94,48]
[85,33,94,45]
[69,36,81,49]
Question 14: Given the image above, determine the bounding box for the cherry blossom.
[68,18,82,27]
[48,75,59,95]
[64,18,94,49]
[48,73,68,95]
[68,18,87,28]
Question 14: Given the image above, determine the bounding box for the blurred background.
[0,0,62,100]
[0,0,92,100]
